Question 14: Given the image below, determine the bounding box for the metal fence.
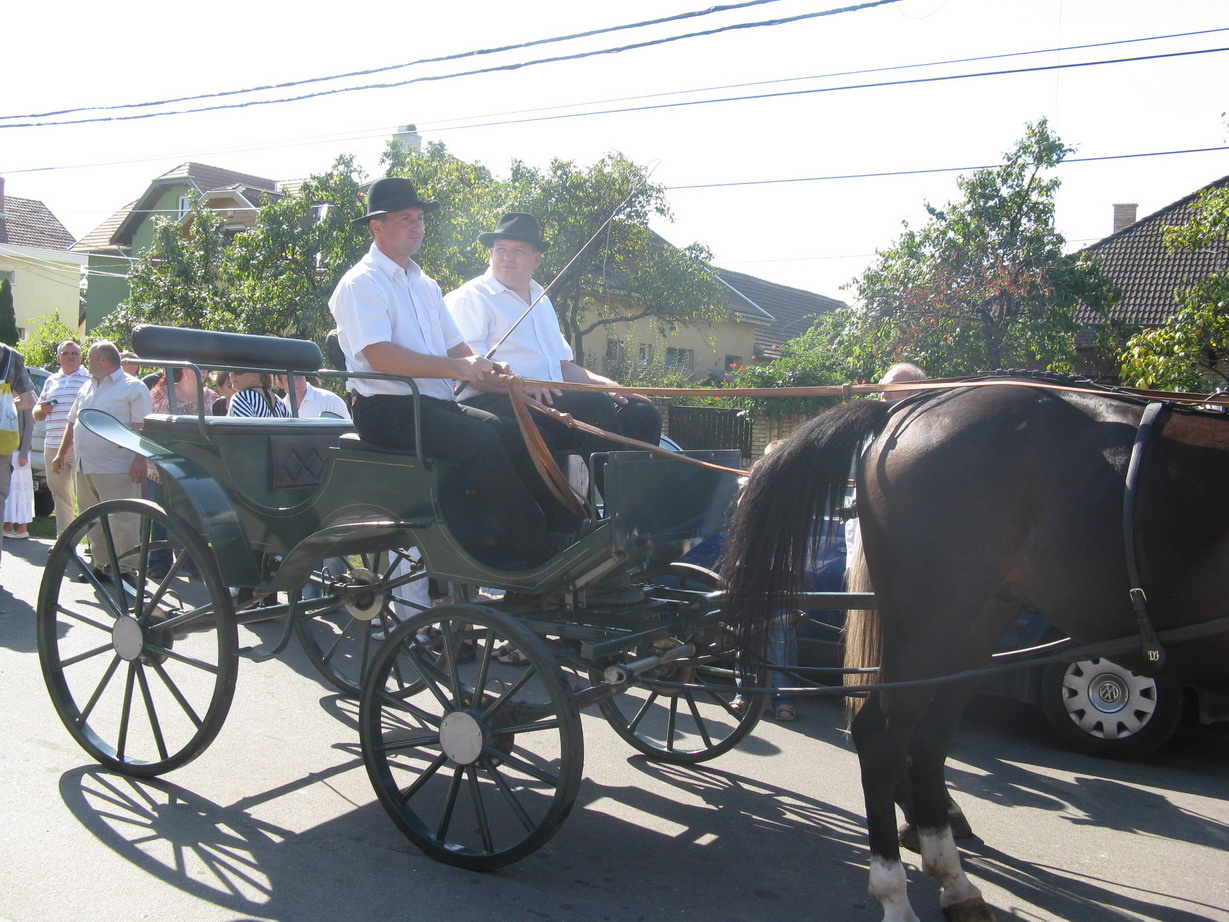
[667,405,753,459]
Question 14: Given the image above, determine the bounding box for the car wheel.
[1040,658,1185,760]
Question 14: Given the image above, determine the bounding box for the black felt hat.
[477,212,549,252]
[353,177,439,224]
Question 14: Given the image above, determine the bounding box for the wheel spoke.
[76,654,123,723]
[135,664,171,762]
[467,766,495,853]
[398,751,450,804]
[435,764,465,843]
[683,692,715,750]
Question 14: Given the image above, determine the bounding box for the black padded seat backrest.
[337,431,422,456]
[133,324,323,372]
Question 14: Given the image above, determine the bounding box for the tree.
[848,119,1117,377]
[0,278,18,347]
[504,154,728,364]
[1119,186,1229,391]
[109,144,725,367]
[18,315,83,370]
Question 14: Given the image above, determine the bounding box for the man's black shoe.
[73,567,111,584]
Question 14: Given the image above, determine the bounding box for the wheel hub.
[439,710,486,765]
[337,568,385,621]
[111,616,146,661]
[1089,673,1129,714]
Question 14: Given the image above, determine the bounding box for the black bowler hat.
[353,177,439,225]
[477,212,549,252]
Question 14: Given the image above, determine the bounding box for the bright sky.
[3,0,1226,304]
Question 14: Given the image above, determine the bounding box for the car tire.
[1040,658,1185,760]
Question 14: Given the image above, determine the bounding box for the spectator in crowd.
[277,373,351,419]
[0,340,36,568]
[3,401,35,540]
[33,340,90,536]
[52,341,153,580]
[228,371,290,418]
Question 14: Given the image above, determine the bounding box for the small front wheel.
[37,499,238,776]
[360,604,583,870]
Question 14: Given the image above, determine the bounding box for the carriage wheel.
[294,546,432,696]
[593,564,764,764]
[37,499,238,777]
[360,603,583,870]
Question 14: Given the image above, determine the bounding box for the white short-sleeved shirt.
[67,368,154,475]
[328,244,465,401]
[282,382,352,419]
[445,270,573,400]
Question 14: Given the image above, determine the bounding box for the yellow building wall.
[578,313,758,380]
[0,245,86,338]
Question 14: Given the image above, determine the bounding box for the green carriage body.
[36,325,760,868]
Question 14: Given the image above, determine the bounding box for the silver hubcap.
[439,711,485,764]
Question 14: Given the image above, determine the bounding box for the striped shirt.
[39,367,91,457]
[229,387,291,418]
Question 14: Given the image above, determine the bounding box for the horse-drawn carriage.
[38,325,1229,921]
[36,324,754,870]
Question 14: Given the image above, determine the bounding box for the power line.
[665,146,1229,191]
[0,1,902,129]
[424,45,1229,133]
[0,0,801,121]
[418,26,1229,130]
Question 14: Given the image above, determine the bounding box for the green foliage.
[111,144,724,369]
[849,119,1118,377]
[725,310,875,415]
[502,153,729,363]
[18,315,83,369]
[1120,187,1229,390]
[0,278,18,346]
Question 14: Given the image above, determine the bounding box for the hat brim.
[352,199,441,225]
[477,231,548,252]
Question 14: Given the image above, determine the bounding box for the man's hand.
[33,399,53,422]
[452,353,501,384]
[129,455,148,483]
[51,454,66,475]
[521,384,563,405]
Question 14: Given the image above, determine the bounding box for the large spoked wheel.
[37,499,238,776]
[294,546,432,696]
[595,564,765,764]
[1040,657,1186,760]
[360,604,583,870]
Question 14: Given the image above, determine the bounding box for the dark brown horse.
[720,379,1229,922]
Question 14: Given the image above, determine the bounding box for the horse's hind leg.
[907,679,995,922]
[852,696,923,922]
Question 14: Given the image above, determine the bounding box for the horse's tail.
[843,532,880,719]
[720,399,890,650]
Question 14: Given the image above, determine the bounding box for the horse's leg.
[852,694,924,922]
[895,769,973,852]
[907,678,995,922]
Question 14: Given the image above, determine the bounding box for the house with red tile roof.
[0,178,85,338]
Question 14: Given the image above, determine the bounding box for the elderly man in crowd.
[33,340,91,536]
[52,341,153,580]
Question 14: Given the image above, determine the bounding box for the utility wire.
[0,0,802,121]
[424,45,1229,133]
[665,146,1229,190]
[0,1,902,129]
[419,25,1229,129]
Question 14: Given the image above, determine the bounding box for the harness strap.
[1124,401,1166,669]
[503,380,588,519]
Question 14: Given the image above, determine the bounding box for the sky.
[2,0,1226,304]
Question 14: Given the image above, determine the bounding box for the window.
[605,339,623,364]
[638,343,650,365]
[177,194,191,218]
[665,347,692,370]
[725,355,743,369]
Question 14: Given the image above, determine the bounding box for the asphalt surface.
[2,531,1227,922]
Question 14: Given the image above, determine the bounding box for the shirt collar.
[369,242,422,281]
[479,268,543,302]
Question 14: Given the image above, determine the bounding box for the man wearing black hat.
[445,212,661,473]
[329,179,569,566]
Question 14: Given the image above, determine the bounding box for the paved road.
[2,533,1227,922]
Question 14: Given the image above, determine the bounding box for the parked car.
[678,523,1228,760]
[25,366,54,517]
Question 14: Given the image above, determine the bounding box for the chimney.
[394,124,422,149]
[1112,203,1137,234]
